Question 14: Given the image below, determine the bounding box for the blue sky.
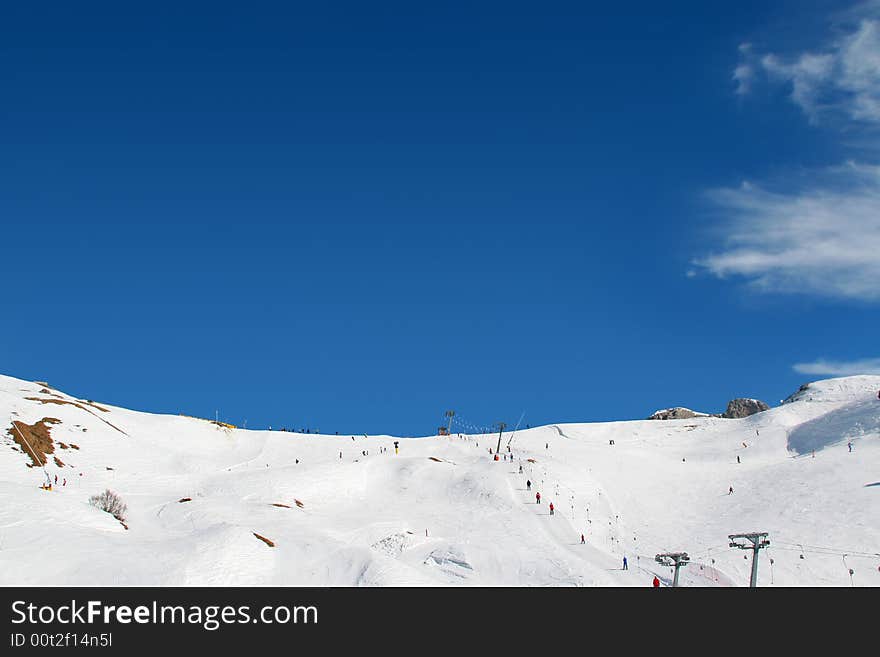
[2,1,878,435]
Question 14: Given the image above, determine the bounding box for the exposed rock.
[722,398,769,419]
[7,417,62,466]
[649,398,770,421]
[647,407,710,420]
[783,383,812,405]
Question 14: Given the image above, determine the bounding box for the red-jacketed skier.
[549,502,554,516]
[652,576,660,588]
[536,491,541,504]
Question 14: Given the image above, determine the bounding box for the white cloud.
[793,357,880,375]
[759,52,835,123]
[733,43,755,95]
[733,63,754,96]
[737,18,880,124]
[695,164,880,301]
[699,10,880,302]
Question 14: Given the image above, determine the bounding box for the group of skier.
[517,435,680,587]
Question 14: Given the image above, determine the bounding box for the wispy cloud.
[736,16,880,125]
[733,43,755,95]
[793,357,880,375]
[695,164,880,301]
[695,7,880,302]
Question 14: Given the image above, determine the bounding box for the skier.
[62,478,66,487]
[848,441,853,453]
[652,576,660,588]
[728,486,733,495]
[581,534,585,544]
[536,491,541,504]
[737,455,741,464]
[549,502,554,516]
[623,556,628,570]
[519,464,523,474]
[526,479,532,490]
[545,442,548,449]
[54,475,58,485]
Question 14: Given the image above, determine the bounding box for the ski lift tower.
[728,532,770,588]
[444,410,455,434]
[655,552,690,587]
[495,422,507,456]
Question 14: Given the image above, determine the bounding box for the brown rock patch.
[7,417,61,467]
[24,397,126,435]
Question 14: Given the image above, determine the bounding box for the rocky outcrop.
[647,407,709,420]
[648,398,770,421]
[721,398,769,419]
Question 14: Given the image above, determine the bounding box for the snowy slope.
[0,373,878,587]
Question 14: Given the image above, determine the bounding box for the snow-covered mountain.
[1,373,878,586]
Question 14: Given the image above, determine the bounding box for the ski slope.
[1,373,878,586]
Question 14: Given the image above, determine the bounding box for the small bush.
[89,489,127,522]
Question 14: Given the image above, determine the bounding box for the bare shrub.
[89,489,127,521]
